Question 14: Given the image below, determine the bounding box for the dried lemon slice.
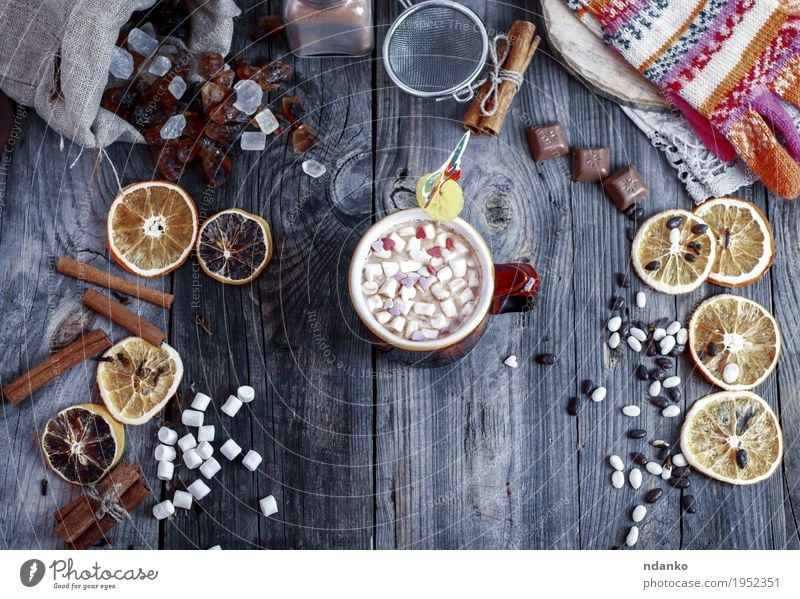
[680,391,783,485]
[693,197,775,288]
[97,337,183,425]
[197,208,273,285]
[107,181,199,278]
[631,209,717,294]
[41,403,124,486]
[416,174,464,221]
[688,294,780,391]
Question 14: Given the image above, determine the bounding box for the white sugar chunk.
[241,131,266,151]
[221,395,243,417]
[364,262,382,281]
[302,160,327,178]
[154,444,176,462]
[167,75,186,99]
[197,425,215,443]
[181,409,204,428]
[148,54,171,77]
[128,27,159,56]
[152,500,174,520]
[441,299,457,318]
[177,433,197,452]
[197,441,214,460]
[109,46,134,80]
[183,449,203,470]
[255,108,279,134]
[381,261,399,277]
[187,479,211,501]
[242,450,263,472]
[238,385,255,403]
[200,457,222,479]
[220,439,242,461]
[173,490,193,510]
[158,426,178,445]
[191,392,212,412]
[259,495,278,517]
[233,79,263,115]
[157,460,174,481]
[160,114,185,139]
[436,266,453,282]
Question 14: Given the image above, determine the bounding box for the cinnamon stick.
[463,21,540,137]
[2,330,111,405]
[57,257,174,309]
[69,482,150,549]
[83,288,166,347]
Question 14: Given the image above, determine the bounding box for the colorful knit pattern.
[566,0,800,198]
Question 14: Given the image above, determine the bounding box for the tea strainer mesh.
[383,0,489,99]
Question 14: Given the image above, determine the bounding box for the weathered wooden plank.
[373,0,580,549]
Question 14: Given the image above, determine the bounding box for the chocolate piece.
[603,165,649,212]
[571,147,610,182]
[526,123,569,161]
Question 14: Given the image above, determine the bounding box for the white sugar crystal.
[259,495,278,517]
[197,441,214,460]
[192,392,212,412]
[168,75,186,99]
[183,449,203,470]
[187,479,211,501]
[128,27,159,56]
[152,500,174,520]
[160,114,185,140]
[148,54,171,76]
[242,449,263,471]
[302,159,327,178]
[181,409,204,427]
[200,457,222,479]
[255,108,279,134]
[197,425,215,443]
[109,46,134,80]
[173,490,193,510]
[238,385,255,403]
[158,426,178,445]
[241,131,266,151]
[177,433,197,452]
[154,444,176,462]
[220,439,242,461]
[221,395,243,417]
[233,79,263,115]
[157,460,174,481]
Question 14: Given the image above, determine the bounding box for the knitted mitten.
[567,0,800,199]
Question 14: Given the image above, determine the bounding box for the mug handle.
[490,263,540,315]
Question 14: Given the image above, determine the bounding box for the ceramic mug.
[348,208,539,366]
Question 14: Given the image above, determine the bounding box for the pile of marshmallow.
[151,385,278,537]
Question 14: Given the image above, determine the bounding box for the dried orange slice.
[97,337,183,425]
[197,208,273,285]
[688,295,781,391]
[41,403,124,486]
[680,391,783,485]
[693,197,775,288]
[107,181,198,278]
[631,209,717,294]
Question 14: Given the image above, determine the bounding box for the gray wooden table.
[1,0,798,550]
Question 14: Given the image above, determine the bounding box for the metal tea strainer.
[383,0,489,100]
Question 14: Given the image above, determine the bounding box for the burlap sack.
[0,0,241,148]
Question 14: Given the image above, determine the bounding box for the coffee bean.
[649,368,667,381]
[666,216,683,229]
[627,429,647,440]
[567,397,579,416]
[631,452,648,466]
[681,495,697,513]
[670,477,690,489]
[645,260,661,271]
[671,466,690,479]
[649,396,669,409]
[691,223,708,234]
[646,342,657,357]
[40,479,48,496]
[736,448,748,469]
[536,353,556,365]
[655,357,672,369]
[670,345,685,356]
[667,387,682,402]
[644,488,663,503]
[609,296,625,310]
[656,446,670,460]
[627,207,645,221]
[581,379,594,395]
[635,364,649,381]
[616,273,631,288]
[684,252,697,263]
[707,342,719,357]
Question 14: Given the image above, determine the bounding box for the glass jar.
[284,0,373,57]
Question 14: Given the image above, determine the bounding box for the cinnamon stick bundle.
[83,288,166,347]
[463,21,540,137]
[57,257,174,309]
[2,330,111,405]
[54,461,150,550]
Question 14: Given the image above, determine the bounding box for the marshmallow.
[237,385,255,403]
[197,441,214,460]
[197,425,215,443]
[177,433,197,452]
[221,395,243,417]
[379,278,399,297]
[173,490,193,510]
[441,299,457,318]
[259,495,278,517]
[181,409,204,428]
[436,266,453,282]
[208,545,222,550]
[388,317,406,333]
[242,450,263,472]
[220,439,242,461]
[191,392,212,412]
[157,460,174,481]
[187,479,211,501]
[183,449,203,470]
[364,262,382,281]
[375,311,391,325]
[200,457,222,479]
[381,261,399,277]
[450,258,467,278]
[154,444,177,462]
[389,233,406,251]
[152,500,175,520]
[157,426,178,445]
